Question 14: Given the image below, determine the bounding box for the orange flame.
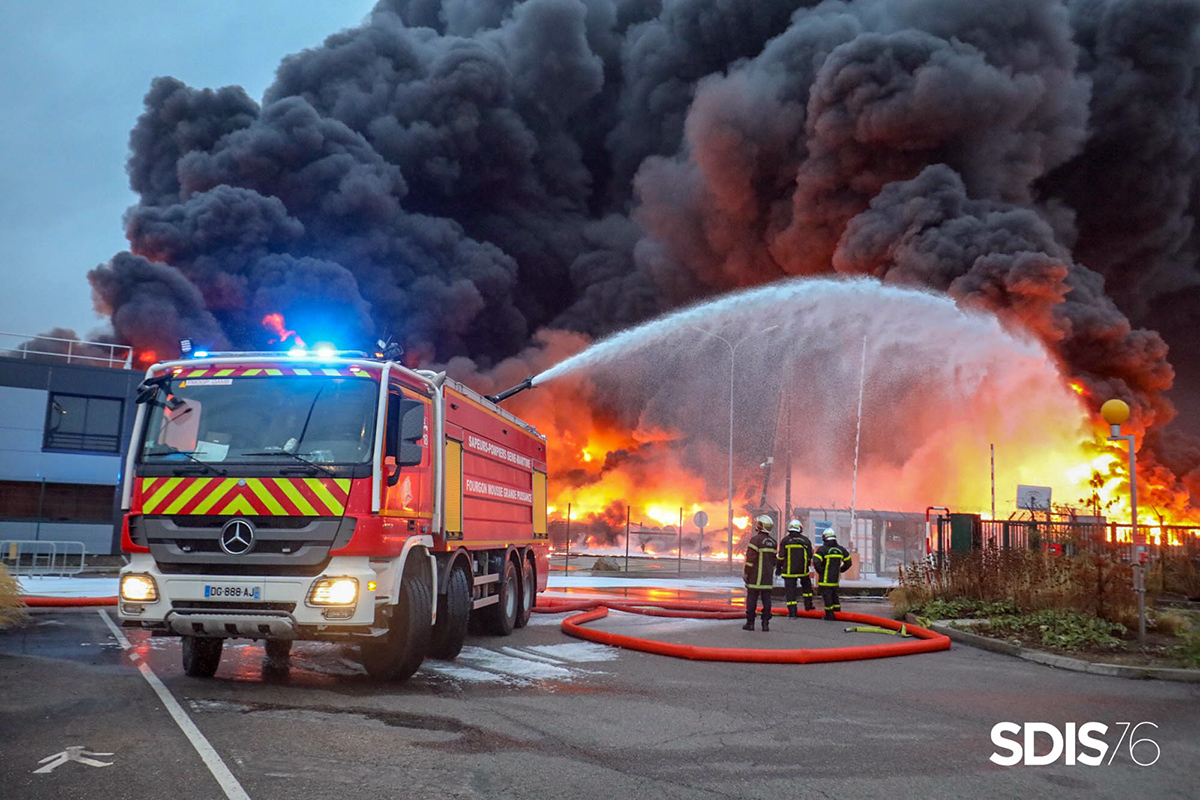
[262,313,306,347]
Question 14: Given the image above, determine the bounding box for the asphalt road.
[1,598,1197,800]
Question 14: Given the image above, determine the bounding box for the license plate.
[203,583,263,600]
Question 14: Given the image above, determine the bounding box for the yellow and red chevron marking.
[136,477,353,516]
[165,365,373,379]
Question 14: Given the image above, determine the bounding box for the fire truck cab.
[117,350,549,681]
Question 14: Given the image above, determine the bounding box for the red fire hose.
[21,595,118,607]
[534,596,950,663]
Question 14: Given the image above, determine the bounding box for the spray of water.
[528,277,1091,516]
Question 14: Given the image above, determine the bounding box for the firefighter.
[812,530,852,621]
[742,515,778,631]
[776,519,814,616]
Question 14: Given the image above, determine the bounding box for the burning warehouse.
[24,0,1200,542]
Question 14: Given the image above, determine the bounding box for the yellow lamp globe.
[1101,398,1130,426]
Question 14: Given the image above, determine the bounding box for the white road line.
[98,610,251,800]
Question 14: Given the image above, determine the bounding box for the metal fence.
[930,517,1200,562]
[0,331,132,369]
[1,540,87,577]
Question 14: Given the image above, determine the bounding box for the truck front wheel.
[362,559,432,681]
[429,564,470,660]
[181,636,223,678]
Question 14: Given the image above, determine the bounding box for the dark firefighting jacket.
[777,532,813,578]
[812,541,852,587]
[743,530,778,590]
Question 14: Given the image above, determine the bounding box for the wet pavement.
[1,591,1198,799]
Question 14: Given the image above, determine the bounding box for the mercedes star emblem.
[219,518,256,556]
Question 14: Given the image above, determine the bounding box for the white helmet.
[755,514,774,533]
[787,518,803,533]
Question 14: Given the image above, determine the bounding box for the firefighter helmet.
[823,529,837,541]
[787,518,803,533]
[755,514,774,533]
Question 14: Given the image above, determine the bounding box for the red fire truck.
[117,349,548,681]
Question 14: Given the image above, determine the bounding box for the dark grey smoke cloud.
[71,0,1200,496]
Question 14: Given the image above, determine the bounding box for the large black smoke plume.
[62,0,1200,500]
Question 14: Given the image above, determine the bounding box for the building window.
[44,393,124,453]
[0,481,116,523]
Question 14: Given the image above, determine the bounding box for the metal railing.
[930,517,1200,562]
[1,540,87,577]
[0,331,132,369]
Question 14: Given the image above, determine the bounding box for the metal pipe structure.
[565,502,571,573]
[848,335,867,563]
[687,325,779,572]
[485,375,535,404]
[1102,398,1144,643]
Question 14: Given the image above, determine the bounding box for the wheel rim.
[524,565,534,608]
[505,574,517,619]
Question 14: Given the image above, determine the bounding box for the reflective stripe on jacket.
[743,531,778,589]
[812,542,852,587]
[777,533,813,578]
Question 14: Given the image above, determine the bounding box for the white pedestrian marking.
[98,610,251,800]
[34,746,114,774]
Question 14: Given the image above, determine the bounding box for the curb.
[905,614,1200,684]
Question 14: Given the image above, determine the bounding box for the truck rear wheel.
[362,558,432,681]
[429,564,470,660]
[515,557,535,629]
[482,559,518,636]
[181,636,223,678]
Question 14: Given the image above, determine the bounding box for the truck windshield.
[140,376,377,466]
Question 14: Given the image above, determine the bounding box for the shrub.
[983,609,1126,651]
[893,548,1138,625]
[0,563,27,629]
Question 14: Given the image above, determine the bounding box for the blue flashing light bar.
[192,350,210,358]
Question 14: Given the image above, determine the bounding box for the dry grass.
[892,548,1140,625]
[1157,553,1200,598]
[1151,609,1192,637]
[0,563,27,629]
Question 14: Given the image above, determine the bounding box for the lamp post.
[1101,398,1145,643]
[688,325,779,571]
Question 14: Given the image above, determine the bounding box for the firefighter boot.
[804,600,815,612]
[787,604,798,618]
[824,609,835,621]
[761,619,770,632]
[743,619,755,631]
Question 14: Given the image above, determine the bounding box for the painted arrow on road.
[33,746,114,774]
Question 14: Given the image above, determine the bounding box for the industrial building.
[0,333,140,557]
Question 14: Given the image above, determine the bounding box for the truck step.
[473,573,500,586]
[472,595,499,610]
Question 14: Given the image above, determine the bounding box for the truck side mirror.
[136,375,170,404]
[385,396,425,484]
[397,400,424,467]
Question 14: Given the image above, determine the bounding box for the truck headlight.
[308,577,358,606]
[120,574,158,602]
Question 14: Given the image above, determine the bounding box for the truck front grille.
[138,515,356,576]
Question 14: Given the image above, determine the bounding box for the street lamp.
[1101,398,1145,643]
[688,325,780,571]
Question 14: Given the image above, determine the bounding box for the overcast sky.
[0,1,376,343]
